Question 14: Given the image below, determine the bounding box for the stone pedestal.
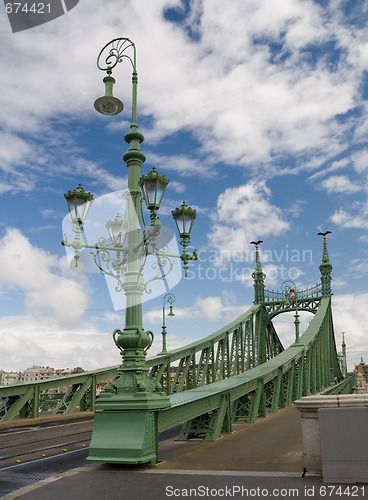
[294,395,368,475]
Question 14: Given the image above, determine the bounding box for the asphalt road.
[0,417,93,497]
[0,447,89,497]
[0,417,93,469]
[0,417,181,497]
[2,408,367,500]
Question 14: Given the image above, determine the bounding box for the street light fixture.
[139,167,169,222]
[172,201,197,277]
[64,183,94,226]
[63,183,94,267]
[105,213,127,246]
[94,74,124,115]
[62,37,198,465]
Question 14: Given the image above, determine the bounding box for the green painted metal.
[88,410,158,464]
[0,296,348,446]
[251,241,265,304]
[0,303,270,422]
[1,232,352,465]
[155,296,342,440]
[321,377,356,395]
[0,368,118,422]
[86,38,174,464]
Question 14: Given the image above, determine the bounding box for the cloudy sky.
[1,0,368,374]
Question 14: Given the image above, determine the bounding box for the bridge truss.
[0,236,354,463]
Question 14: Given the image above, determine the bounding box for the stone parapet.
[294,395,368,475]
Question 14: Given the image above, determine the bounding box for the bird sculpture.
[250,240,263,245]
[317,231,331,237]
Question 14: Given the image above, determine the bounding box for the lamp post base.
[87,391,170,464]
[87,360,171,464]
[87,409,160,464]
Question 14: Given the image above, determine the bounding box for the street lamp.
[62,37,198,465]
[159,293,175,355]
[64,183,94,225]
[139,167,169,223]
[105,213,128,246]
[62,38,197,463]
[172,201,197,277]
[282,280,301,345]
[63,183,94,267]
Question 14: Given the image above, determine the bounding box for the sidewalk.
[157,405,303,472]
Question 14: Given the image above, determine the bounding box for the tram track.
[0,418,93,468]
[0,419,182,497]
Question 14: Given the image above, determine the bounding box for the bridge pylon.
[318,231,332,297]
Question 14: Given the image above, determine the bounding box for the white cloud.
[144,293,246,324]
[320,175,362,195]
[331,202,368,229]
[146,152,212,178]
[207,181,289,263]
[0,132,32,172]
[0,316,120,372]
[0,228,89,325]
[351,148,368,174]
[0,0,365,187]
[0,229,123,371]
[332,293,368,370]
[308,158,351,182]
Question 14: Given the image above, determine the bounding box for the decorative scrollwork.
[113,328,124,354]
[144,330,154,353]
[91,249,125,292]
[144,248,174,294]
[281,280,296,294]
[96,37,136,73]
[97,236,109,247]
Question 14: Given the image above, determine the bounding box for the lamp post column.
[104,44,154,394]
[294,306,300,344]
[159,293,175,355]
[87,38,170,466]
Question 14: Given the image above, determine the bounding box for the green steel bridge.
[0,235,354,462]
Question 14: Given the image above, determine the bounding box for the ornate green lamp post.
[340,331,347,377]
[282,280,301,345]
[62,38,197,464]
[159,293,175,355]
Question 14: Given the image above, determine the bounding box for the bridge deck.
[157,405,303,472]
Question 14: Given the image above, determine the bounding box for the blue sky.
[1,0,368,372]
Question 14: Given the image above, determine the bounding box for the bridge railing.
[146,303,284,394]
[156,297,348,440]
[1,303,284,422]
[0,295,349,428]
[0,366,118,422]
[321,377,356,395]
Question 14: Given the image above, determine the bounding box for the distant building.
[354,357,368,393]
[0,366,85,387]
[0,370,21,386]
[20,365,56,384]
